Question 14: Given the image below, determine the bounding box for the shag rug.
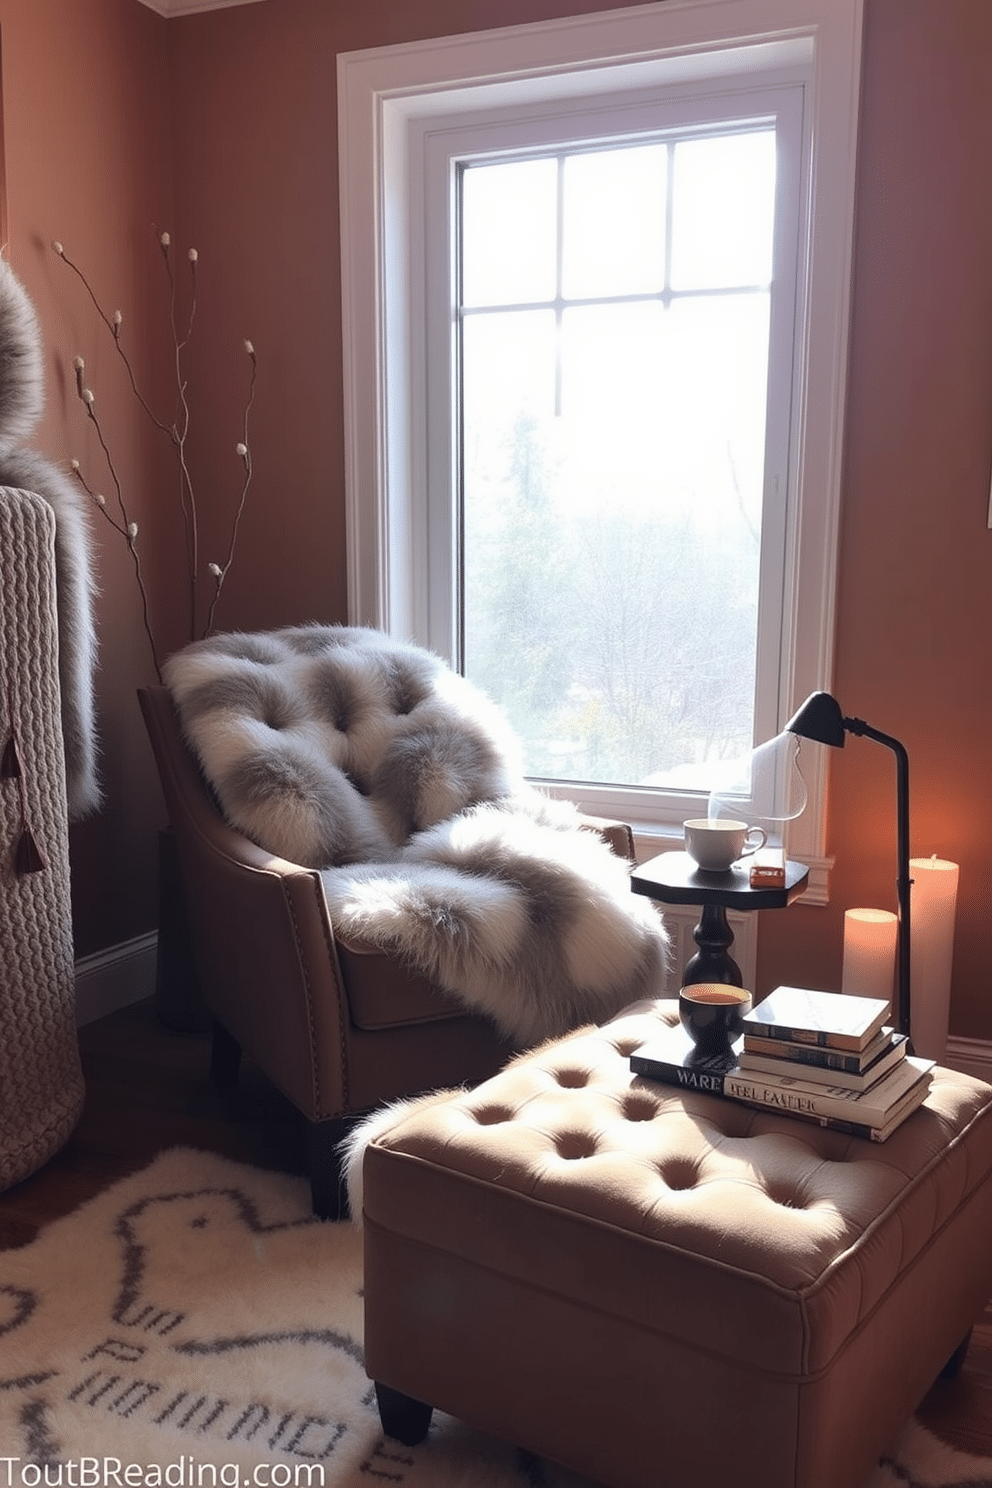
[1,1147,989,1487]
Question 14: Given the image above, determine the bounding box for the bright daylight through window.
[459,129,777,793]
[338,0,863,881]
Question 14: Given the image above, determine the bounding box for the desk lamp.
[785,692,911,1039]
[707,726,808,871]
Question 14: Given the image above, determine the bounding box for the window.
[338,0,864,897]
[457,123,782,794]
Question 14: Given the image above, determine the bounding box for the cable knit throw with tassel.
[165,626,670,1046]
[0,257,100,1190]
[0,259,100,820]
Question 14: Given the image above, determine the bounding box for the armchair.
[140,625,668,1217]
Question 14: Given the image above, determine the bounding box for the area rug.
[1,1147,989,1487]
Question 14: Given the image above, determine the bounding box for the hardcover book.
[741,1023,896,1074]
[741,986,891,1052]
[728,1082,931,1143]
[629,1021,743,1096]
[738,1030,908,1091]
[723,1053,933,1128]
[629,1026,933,1141]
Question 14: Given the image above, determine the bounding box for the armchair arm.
[138,685,352,1117]
[579,815,636,862]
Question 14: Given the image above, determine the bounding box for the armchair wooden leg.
[939,1327,973,1379]
[308,1117,351,1221]
[374,1382,433,1445]
[209,1019,242,1089]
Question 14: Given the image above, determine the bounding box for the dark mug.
[679,983,752,1054]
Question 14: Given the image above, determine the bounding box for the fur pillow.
[163,624,526,865]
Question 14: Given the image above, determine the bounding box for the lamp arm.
[843,715,913,1040]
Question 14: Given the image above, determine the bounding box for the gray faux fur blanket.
[0,259,101,819]
[165,625,670,1046]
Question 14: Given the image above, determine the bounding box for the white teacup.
[683,818,767,872]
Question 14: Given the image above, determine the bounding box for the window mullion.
[554,154,565,418]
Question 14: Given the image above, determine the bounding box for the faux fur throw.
[0,259,101,818]
[165,625,670,1045]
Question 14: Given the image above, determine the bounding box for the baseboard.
[945,1035,992,1082]
[74,934,157,1026]
[71,930,992,1084]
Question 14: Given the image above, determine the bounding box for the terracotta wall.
[759,0,992,1037]
[2,0,991,1037]
[0,0,177,955]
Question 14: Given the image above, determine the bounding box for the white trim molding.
[71,930,992,1086]
[945,1036,992,1084]
[74,934,157,1027]
[136,0,267,16]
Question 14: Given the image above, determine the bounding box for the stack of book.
[630,985,934,1141]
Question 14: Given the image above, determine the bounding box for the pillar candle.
[841,908,897,1005]
[909,856,959,1063]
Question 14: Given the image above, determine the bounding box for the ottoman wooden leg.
[375,1382,433,1445]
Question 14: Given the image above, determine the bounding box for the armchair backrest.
[163,624,526,869]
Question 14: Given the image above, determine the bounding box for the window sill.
[624,823,833,906]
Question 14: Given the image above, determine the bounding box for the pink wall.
[2,0,991,1039]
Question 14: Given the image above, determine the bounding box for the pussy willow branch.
[205,343,257,636]
[159,234,199,629]
[53,242,172,436]
[52,235,257,675]
[69,386,161,683]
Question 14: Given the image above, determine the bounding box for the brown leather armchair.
[139,683,520,1219]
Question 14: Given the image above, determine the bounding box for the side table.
[631,850,809,987]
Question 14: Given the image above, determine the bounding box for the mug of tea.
[679,983,752,1054]
[683,818,767,872]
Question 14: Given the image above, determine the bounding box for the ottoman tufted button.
[553,1067,590,1089]
[555,1131,599,1160]
[620,1092,661,1123]
[763,1182,808,1209]
[657,1157,700,1190]
[471,1103,514,1127]
[610,1037,647,1059]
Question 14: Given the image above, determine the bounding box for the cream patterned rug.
[1,1147,989,1487]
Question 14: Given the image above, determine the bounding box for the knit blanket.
[164,626,669,1045]
[0,259,101,819]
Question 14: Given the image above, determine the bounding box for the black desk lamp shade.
[785,692,912,1039]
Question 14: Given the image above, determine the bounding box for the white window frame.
[426,85,801,802]
[337,0,865,901]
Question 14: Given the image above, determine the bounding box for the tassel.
[15,826,48,874]
[1,734,21,778]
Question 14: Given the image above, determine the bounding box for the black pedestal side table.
[630,851,810,988]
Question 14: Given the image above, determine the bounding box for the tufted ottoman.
[359,997,992,1488]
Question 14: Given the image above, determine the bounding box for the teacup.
[683,818,767,872]
[678,983,752,1054]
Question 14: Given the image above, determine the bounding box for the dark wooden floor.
[1,997,990,1460]
[0,996,310,1251]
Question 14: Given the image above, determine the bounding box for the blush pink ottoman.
[358,997,992,1488]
